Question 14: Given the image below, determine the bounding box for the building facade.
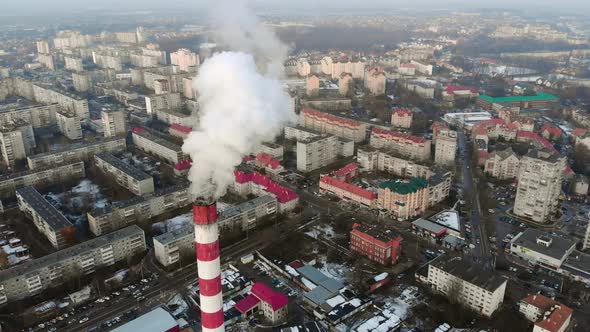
[350,223,403,265]
[153,225,194,267]
[296,135,339,172]
[357,148,433,179]
[132,128,187,165]
[519,294,572,332]
[434,129,457,167]
[101,109,126,138]
[94,153,155,196]
[369,128,431,162]
[55,109,82,140]
[27,138,126,170]
[301,108,367,143]
[391,108,413,129]
[484,147,520,180]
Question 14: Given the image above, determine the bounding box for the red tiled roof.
[431,121,449,130]
[392,108,412,116]
[251,283,288,311]
[332,162,358,178]
[522,294,573,332]
[517,131,557,153]
[320,176,377,200]
[445,85,478,95]
[233,170,299,203]
[371,127,427,144]
[169,123,192,134]
[234,294,261,314]
[242,155,255,163]
[174,160,192,170]
[400,63,416,68]
[303,108,361,128]
[132,127,144,133]
[541,123,563,137]
[289,261,304,269]
[572,128,588,136]
[256,153,281,170]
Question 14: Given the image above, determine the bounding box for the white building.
[101,109,126,138]
[170,49,200,72]
[55,109,83,140]
[132,128,187,165]
[64,56,84,72]
[94,153,155,196]
[509,228,576,269]
[434,129,457,167]
[519,294,572,332]
[421,256,507,317]
[218,195,278,232]
[153,225,194,267]
[145,93,182,115]
[297,135,339,172]
[357,148,433,178]
[27,138,126,170]
[0,121,35,166]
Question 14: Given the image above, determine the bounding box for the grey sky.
[2,0,589,16]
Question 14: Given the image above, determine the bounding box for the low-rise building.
[571,174,589,196]
[350,223,403,265]
[153,225,193,268]
[357,148,432,179]
[132,127,187,165]
[218,195,277,232]
[319,175,377,207]
[477,92,558,110]
[369,128,431,162]
[509,229,576,269]
[94,153,154,196]
[255,142,284,160]
[484,147,520,180]
[27,138,126,170]
[233,170,299,213]
[0,162,85,200]
[55,109,82,140]
[519,294,572,332]
[235,282,288,323]
[420,256,507,317]
[88,183,190,236]
[16,186,74,249]
[0,226,145,305]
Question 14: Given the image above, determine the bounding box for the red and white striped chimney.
[193,202,225,332]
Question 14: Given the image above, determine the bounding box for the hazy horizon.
[1,0,589,16]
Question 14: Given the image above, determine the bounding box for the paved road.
[457,129,492,268]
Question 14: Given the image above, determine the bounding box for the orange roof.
[392,108,412,116]
[371,127,427,144]
[303,108,361,128]
[320,176,377,200]
[523,294,573,332]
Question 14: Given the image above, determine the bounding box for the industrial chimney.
[193,201,225,332]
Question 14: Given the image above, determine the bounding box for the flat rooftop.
[132,128,182,152]
[431,256,507,292]
[511,229,576,261]
[16,186,72,231]
[95,153,152,181]
[153,225,193,245]
[27,137,125,160]
[479,92,558,103]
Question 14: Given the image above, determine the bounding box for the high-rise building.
[306,74,320,97]
[583,215,590,250]
[153,79,170,95]
[170,49,200,72]
[364,68,386,95]
[36,40,50,54]
[370,128,431,162]
[296,135,339,172]
[55,109,82,140]
[513,149,565,223]
[338,73,353,96]
[101,109,126,138]
[484,147,520,180]
[434,129,457,167]
[64,56,84,72]
[72,72,91,92]
[0,121,35,166]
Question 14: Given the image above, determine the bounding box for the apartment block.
[301,108,367,143]
[0,225,146,305]
[484,147,520,180]
[38,53,55,71]
[319,175,377,207]
[32,84,89,121]
[27,138,126,170]
[434,129,457,167]
[0,121,35,166]
[94,153,154,196]
[391,108,413,129]
[72,72,91,92]
[364,68,386,95]
[357,148,432,179]
[101,109,126,138]
[36,40,50,54]
[350,223,403,266]
[55,109,82,140]
[255,142,284,160]
[370,128,431,162]
[88,183,190,236]
[0,103,58,129]
[519,294,572,332]
[296,135,339,172]
[153,226,194,267]
[132,128,188,165]
[64,56,84,72]
[170,49,200,72]
[422,256,507,317]
[145,93,182,115]
[514,149,566,223]
[0,162,85,199]
[584,218,590,250]
[218,195,278,232]
[153,107,191,126]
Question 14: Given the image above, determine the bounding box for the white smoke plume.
[182,1,294,199]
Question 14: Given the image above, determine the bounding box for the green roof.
[478,92,558,103]
[379,177,428,194]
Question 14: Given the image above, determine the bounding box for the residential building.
[16,186,74,249]
[571,174,589,196]
[170,49,199,72]
[169,123,192,139]
[27,138,126,170]
[583,219,590,250]
[144,93,182,115]
[391,108,412,129]
[357,148,432,179]
[421,256,507,317]
[153,79,170,95]
[319,176,377,207]
[0,225,146,305]
[477,93,558,110]
[235,282,288,323]
[369,128,431,162]
[252,153,284,175]
[519,294,572,332]
[434,129,457,167]
[0,162,85,199]
[0,121,35,166]
[297,135,339,172]
[509,229,576,269]
[350,223,403,265]
[153,107,190,126]
[0,103,59,129]
[233,169,299,213]
[132,127,188,165]
[38,53,55,71]
[364,68,386,95]
[32,84,89,121]
[513,149,566,223]
[255,142,284,160]
[36,40,50,54]
[55,109,82,140]
[306,74,320,97]
[410,60,433,75]
[64,56,83,72]
[153,225,194,267]
[484,147,520,180]
[101,109,126,138]
[301,108,367,143]
[218,195,277,232]
[94,153,155,196]
[88,183,190,236]
[338,73,353,96]
[378,178,429,220]
[72,72,91,92]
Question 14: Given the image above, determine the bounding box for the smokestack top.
[193,202,218,225]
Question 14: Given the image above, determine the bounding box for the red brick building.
[350,223,403,265]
